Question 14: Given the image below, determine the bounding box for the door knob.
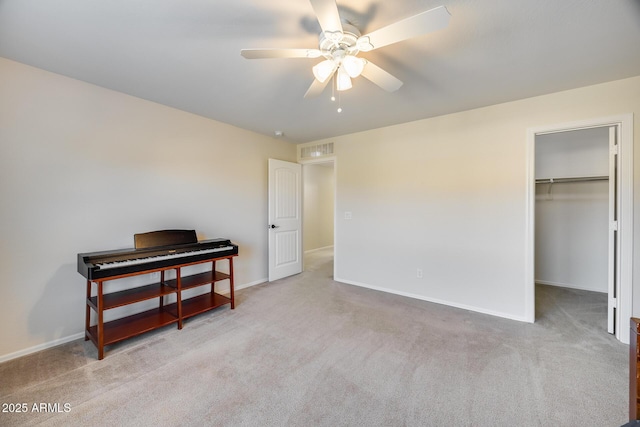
[269,224,280,229]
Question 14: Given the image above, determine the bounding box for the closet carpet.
[0,248,627,426]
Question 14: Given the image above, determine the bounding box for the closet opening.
[534,127,612,335]
[526,114,633,343]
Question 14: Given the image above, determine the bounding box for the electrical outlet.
[416,268,423,278]
[151,272,160,281]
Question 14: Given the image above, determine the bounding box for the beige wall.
[0,58,296,360]
[1,53,638,359]
[314,76,640,322]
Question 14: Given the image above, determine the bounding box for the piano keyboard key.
[96,246,234,270]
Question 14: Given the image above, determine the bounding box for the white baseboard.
[214,278,268,295]
[237,278,268,290]
[0,278,269,364]
[0,332,85,364]
[304,245,334,254]
[535,280,607,294]
[334,276,530,323]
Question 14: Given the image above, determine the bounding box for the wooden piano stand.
[85,255,235,360]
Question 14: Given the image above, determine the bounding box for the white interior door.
[607,125,618,334]
[268,159,302,281]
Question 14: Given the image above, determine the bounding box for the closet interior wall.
[534,127,610,293]
[303,162,335,253]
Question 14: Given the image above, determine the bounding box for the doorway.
[526,114,633,343]
[534,127,611,333]
[302,160,336,276]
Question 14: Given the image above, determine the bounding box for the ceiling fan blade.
[360,61,403,92]
[309,0,343,34]
[304,76,332,98]
[241,48,322,59]
[359,5,451,51]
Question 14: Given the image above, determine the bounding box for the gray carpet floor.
[0,247,628,426]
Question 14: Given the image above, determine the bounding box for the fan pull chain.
[331,74,336,102]
[334,73,342,113]
[328,73,342,113]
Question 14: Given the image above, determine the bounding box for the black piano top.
[78,230,238,280]
[134,229,198,249]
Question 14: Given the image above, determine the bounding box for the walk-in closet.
[534,126,612,332]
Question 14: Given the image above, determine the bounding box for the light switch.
[344,211,352,220]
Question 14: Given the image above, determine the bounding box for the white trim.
[297,155,336,166]
[335,277,529,323]
[216,278,268,294]
[0,332,85,364]
[525,128,536,323]
[304,245,334,254]
[535,280,607,294]
[333,159,337,286]
[237,278,268,289]
[526,114,633,343]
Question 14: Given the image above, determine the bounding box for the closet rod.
[535,175,609,184]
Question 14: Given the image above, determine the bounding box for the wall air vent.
[300,142,334,160]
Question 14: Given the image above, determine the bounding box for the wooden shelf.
[87,307,178,346]
[165,292,231,319]
[85,255,235,359]
[88,283,176,310]
[164,270,230,291]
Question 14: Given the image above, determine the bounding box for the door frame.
[300,156,337,278]
[525,114,633,343]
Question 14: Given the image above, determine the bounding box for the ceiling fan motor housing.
[318,22,362,59]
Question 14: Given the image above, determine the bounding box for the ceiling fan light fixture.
[240,3,451,99]
[342,55,366,78]
[336,66,352,91]
[313,59,337,83]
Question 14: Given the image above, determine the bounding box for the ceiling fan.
[240,0,451,98]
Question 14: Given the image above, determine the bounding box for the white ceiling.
[1,0,639,143]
